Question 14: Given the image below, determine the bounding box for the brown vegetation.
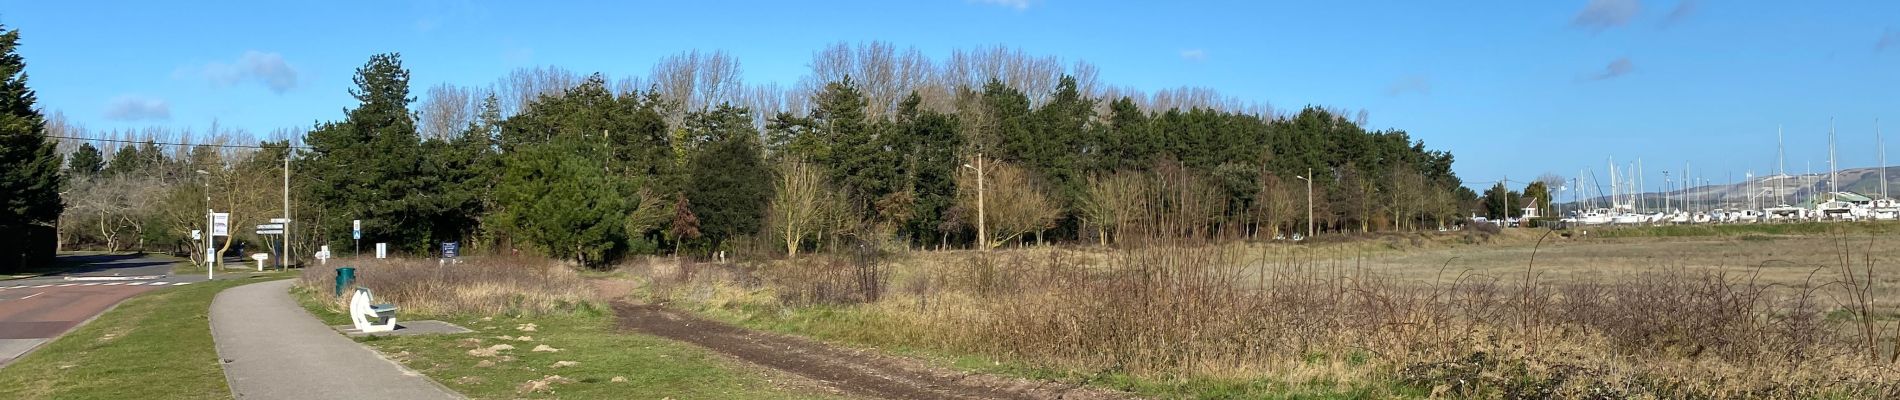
[637,223,1900,398]
[297,257,594,316]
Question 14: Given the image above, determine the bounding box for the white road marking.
[56,283,76,287]
[20,292,42,300]
[172,282,192,286]
[123,282,146,286]
[29,285,51,288]
[102,282,124,286]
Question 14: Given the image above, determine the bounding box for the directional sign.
[191,229,202,240]
[255,229,285,235]
[256,223,285,230]
[441,241,460,258]
[269,218,291,223]
[211,213,231,236]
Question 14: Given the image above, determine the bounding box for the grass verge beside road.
[0,275,287,400]
[292,284,846,399]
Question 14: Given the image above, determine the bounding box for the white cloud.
[184,51,299,94]
[1572,0,1641,32]
[1583,57,1636,81]
[971,0,1032,11]
[1386,75,1431,96]
[103,95,171,121]
[1661,0,1697,28]
[1179,49,1208,62]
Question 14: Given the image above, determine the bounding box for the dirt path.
[612,302,1134,400]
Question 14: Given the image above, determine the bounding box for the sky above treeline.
[6,0,1898,190]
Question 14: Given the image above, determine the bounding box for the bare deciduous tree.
[419,83,477,140]
[767,159,835,257]
[496,66,579,117]
[1081,170,1148,246]
[958,160,1059,249]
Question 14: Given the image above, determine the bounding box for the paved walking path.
[210,279,462,399]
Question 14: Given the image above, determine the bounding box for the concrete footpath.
[210,279,462,399]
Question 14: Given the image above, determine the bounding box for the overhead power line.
[47,135,309,150]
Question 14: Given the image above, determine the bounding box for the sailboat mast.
[1830,118,1838,195]
[1881,118,1887,199]
[1778,125,1788,205]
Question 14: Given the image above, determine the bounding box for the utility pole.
[198,169,214,279]
[1294,169,1313,239]
[962,154,987,251]
[282,148,291,270]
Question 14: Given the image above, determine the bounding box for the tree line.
[31,41,1486,267]
[282,50,1473,265]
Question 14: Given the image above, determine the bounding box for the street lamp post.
[962,154,986,251]
[1294,168,1313,240]
[197,169,213,279]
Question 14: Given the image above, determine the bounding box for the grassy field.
[291,260,847,400]
[0,275,288,400]
[626,228,1900,399]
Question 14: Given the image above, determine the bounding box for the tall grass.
[298,257,594,316]
[645,180,1900,398]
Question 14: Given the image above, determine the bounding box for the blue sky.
[5,0,1898,190]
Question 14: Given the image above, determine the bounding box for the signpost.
[211,213,230,237]
[255,223,286,271]
[352,219,362,257]
[442,242,459,259]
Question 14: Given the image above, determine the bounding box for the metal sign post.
[352,219,362,258]
[256,223,286,271]
[211,212,230,278]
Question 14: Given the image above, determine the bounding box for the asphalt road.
[0,253,209,367]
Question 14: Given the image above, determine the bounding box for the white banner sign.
[211,213,231,237]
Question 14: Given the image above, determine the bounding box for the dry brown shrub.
[298,256,593,316]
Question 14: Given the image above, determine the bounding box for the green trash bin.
[334,267,357,297]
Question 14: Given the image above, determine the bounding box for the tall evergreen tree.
[890,93,962,245]
[67,142,103,177]
[300,53,435,251]
[683,104,771,250]
[0,24,60,271]
[493,137,628,265]
[0,25,59,227]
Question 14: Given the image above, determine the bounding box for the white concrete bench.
[349,287,398,333]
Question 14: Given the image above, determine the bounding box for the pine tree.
[891,93,961,245]
[300,53,433,251]
[0,24,60,271]
[684,104,770,250]
[67,142,103,177]
[493,138,629,266]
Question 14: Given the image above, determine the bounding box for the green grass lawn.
[0,275,289,400]
[292,287,847,400]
